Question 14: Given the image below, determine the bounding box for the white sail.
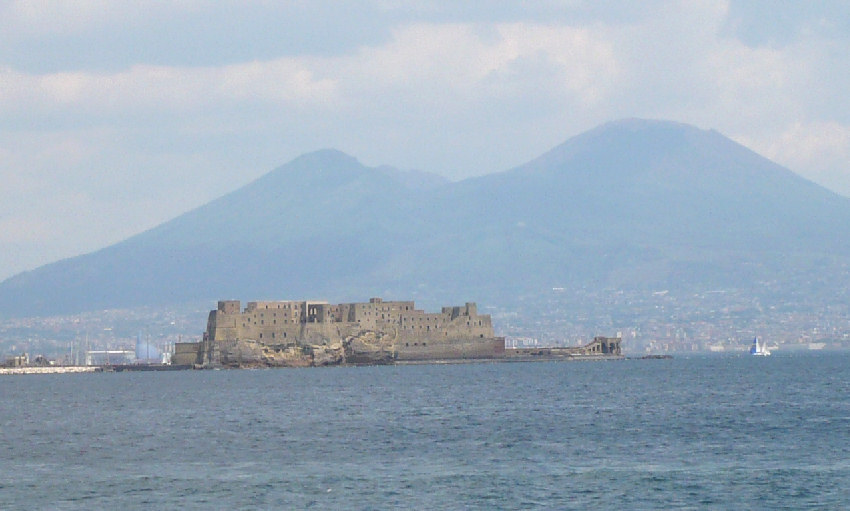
[750,337,770,356]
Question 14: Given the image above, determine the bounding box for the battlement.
[217,300,240,314]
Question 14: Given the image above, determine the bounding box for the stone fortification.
[177,297,505,368]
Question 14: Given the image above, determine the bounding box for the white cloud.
[339,22,618,117]
[0,59,337,122]
[320,22,620,174]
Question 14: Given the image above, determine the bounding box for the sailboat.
[750,337,770,356]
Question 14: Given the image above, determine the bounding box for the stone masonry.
[178,297,505,367]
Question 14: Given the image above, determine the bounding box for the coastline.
[0,366,103,375]
[0,355,626,374]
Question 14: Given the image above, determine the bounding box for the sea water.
[1,353,849,510]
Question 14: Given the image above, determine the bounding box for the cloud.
[1,20,621,175]
[333,22,618,110]
[317,22,620,174]
[0,60,336,123]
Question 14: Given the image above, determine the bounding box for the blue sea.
[2,353,849,510]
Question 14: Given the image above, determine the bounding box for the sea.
[2,352,849,510]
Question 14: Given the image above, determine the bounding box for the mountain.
[2,119,850,318]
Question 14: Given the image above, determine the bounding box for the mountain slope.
[2,120,849,317]
[0,150,427,315]
[401,119,850,295]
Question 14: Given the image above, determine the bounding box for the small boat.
[750,337,770,356]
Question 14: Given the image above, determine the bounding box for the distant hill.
[2,119,850,317]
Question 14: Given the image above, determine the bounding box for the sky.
[1,0,849,282]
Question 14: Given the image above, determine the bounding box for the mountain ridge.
[2,118,849,318]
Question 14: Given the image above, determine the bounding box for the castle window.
[260,333,263,339]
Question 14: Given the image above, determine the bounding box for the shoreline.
[0,366,103,375]
[1,355,627,374]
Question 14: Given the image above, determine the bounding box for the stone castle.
[174,297,505,367]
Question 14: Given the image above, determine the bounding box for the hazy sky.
[1,1,849,281]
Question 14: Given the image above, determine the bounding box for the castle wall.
[218,300,240,315]
[172,342,202,365]
[396,337,505,361]
[204,297,501,364]
[207,309,238,342]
